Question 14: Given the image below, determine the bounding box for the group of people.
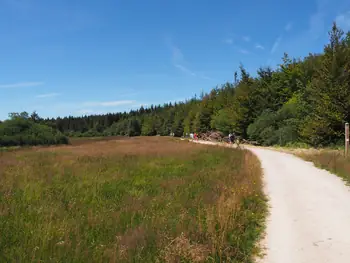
[189,132,198,140]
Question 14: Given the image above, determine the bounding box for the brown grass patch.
[159,232,210,263]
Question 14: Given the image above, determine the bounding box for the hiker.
[190,133,194,139]
[194,133,198,140]
[229,132,235,144]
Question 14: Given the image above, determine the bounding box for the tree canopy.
[5,22,349,148]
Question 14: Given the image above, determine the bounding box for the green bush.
[0,112,69,147]
[247,96,300,146]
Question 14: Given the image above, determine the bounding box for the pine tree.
[301,22,350,145]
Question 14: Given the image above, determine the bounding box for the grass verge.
[297,150,350,185]
[0,137,266,263]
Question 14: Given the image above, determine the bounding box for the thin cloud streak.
[266,58,276,67]
[270,36,282,54]
[308,0,329,39]
[174,64,196,76]
[130,103,149,109]
[239,49,250,54]
[255,44,265,50]
[336,11,350,31]
[36,93,60,98]
[285,22,293,31]
[175,64,214,80]
[76,109,94,115]
[223,38,233,44]
[198,74,215,81]
[170,43,195,76]
[242,36,251,42]
[172,46,184,63]
[281,0,331,55]
[0,82,44,88]
[169,41,214,80]
[84,100,136,107]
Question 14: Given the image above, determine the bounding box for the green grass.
[0,137,266,263]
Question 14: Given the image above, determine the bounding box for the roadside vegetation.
[0,137,266,263]
[297,150,350,185]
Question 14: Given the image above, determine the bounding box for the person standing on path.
[229,132,235,144]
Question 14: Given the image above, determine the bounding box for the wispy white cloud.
[242,36,251,42]
[174,64,214,80]
[308,0,329,39]
[174,64,196,76]
[284,22,293,32]
[169,40,213,80]
[83,100,136,107]
[223,38,233,44]
[266,58,276,66]
[170,44,187,71]
[36,93,60,98]
[171,46,184,63]
[198,73,215,81]
[76,109,94,115]
[270,36,282,54]
[0,81,44,88]
[309,13,324,39]
[336,11,350,31]
[280,0,331,54]
[255,44,265,50]
[239,49,250,54]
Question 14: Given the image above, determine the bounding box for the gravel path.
[193,140,350,262]
[250,147,350,263]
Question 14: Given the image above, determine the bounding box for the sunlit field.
[0,137,266,263]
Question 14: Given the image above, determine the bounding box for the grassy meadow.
[0,137,266,263]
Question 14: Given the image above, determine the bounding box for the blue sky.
[1,0,350,120]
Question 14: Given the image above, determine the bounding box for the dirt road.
[250,147,350,263]
[193,140,350,262]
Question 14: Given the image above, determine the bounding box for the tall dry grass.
[298,150,350,185]
[0,137,266,263]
